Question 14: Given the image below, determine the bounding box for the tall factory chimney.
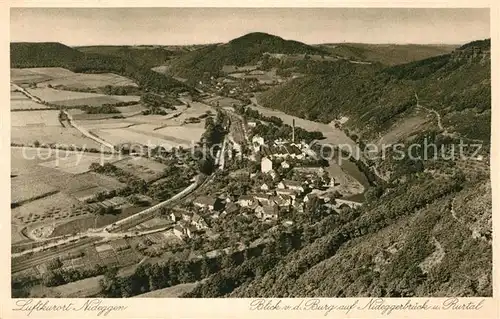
[292,119,295,143]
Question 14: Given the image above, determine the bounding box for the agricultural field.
[113,157,167,182]
[11,68,63,84]
[11,67,137,88]
[39,73,138,89]
[11,108,105,150]
[11,176,59,205]
[66,104,147,120]
[93,128,182,148]
[11,148,126,233]
[73,101,209,149]
[203,96,242,108]
[11,98,47,111]
[116,104,147,117]
[39,152,121,175]
[12,192,84,224]
[26,87,140,107]
[11,126,103,149]
[11,110,61,126]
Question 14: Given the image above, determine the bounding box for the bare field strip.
[72,113,123,121]
[11,126,103,150]
[11,110,61,127]
[117,104,147,116]
[38,153,120,175]
[11,176,59,205]
[11,99,48,111]
[61,172,125,195]
[11,69,52,84]
[94,128,187,148]
[52,96,139,107]
[39,73,138,89]
[77,119,136,130]
[11,91,28,100]
[114,157,167,182]
[26,87,140,106]
[12,67,137,88]
[12,67,75,81]
[154,125,205,143]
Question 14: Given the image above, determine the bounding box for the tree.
[198,157,215,175]
[364,186,384,202]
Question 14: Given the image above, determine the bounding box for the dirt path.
[415,93,445,131]
[63,110,116,152]
[419,236,445,273]
[450,197,461,223]
[11,83,44,104]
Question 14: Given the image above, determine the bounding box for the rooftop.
[194,196,217,206]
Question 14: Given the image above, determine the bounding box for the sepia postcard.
[0,1,499,318]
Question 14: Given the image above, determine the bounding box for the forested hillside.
[176,172,491,298]
[316,43,457,66]
[175,39,492,298]
[259,39,491,143]
[167,32,329,80]
[76,45,177,68]
[11,42,192,95]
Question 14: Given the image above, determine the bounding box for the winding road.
[415,93,449,134]
[11,81,116,152]
[11,83,43,104]
[63,110,116,152]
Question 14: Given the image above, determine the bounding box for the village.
[165,111,363,242]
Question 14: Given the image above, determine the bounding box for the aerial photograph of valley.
[9,7,491,299]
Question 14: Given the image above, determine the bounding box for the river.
[248,97,370,202]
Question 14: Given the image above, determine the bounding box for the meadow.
[11,67,137,88]
[113,157,168,182]
[11,110,61,126]
[77,102,208,149]
[26,87,140,107]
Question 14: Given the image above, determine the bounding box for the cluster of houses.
[236,178,330,220]
[171,204,211,240]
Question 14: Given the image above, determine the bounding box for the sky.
[10,8,490,46]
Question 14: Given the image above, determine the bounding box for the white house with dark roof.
[278,193,294,206]
[173,225,185,239]
[271,196,290,208]
[186,225,198,238]
[281,161,290,169]
[182,211,193,222]
[194,196,218,211]
[256,205,279,220]
[278,179,305,193]
[253,193,272,205]
[237,195,254,207]
[252,136,265,152]
[261,157,273,173]
[170,211,182,222]
[192,213,209,230]
[276,188,299,200]
[260,183,271,191]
